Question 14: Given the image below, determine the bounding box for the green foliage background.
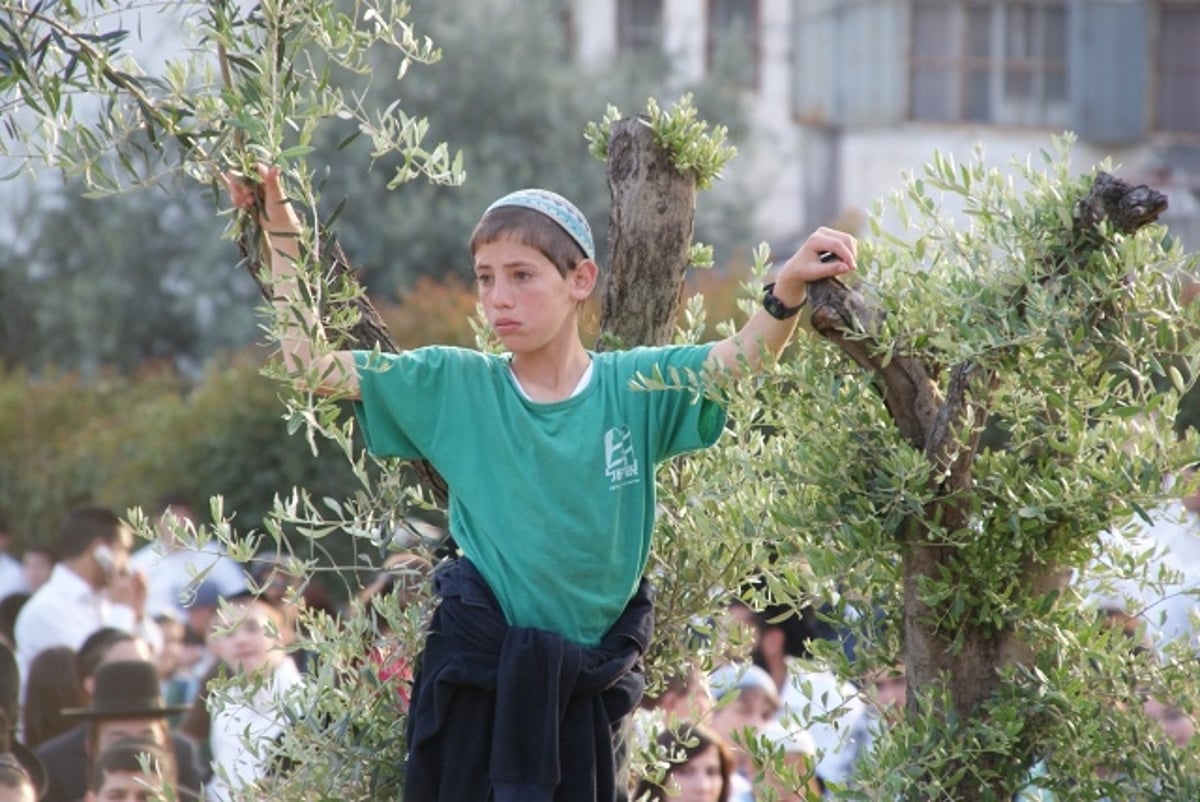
[0,355,357,571]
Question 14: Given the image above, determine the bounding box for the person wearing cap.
[710,663,790,801]
[728,598,866,793]
[226,164,856,800]
[709,662,823,801]
[36,660,202,802]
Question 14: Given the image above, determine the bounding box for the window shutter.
[794,0,906,126]
[1069,0,1148,144]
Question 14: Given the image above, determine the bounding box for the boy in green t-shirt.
[228,165,856,801]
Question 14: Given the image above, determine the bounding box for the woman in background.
[634,722,733,802]
[22,645,85,748]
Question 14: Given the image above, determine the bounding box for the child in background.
[709,663,821,801]
[633,722,733,802]
[204,593,303,802]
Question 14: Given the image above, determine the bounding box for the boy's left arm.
[707,226,857,375]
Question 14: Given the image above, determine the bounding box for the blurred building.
[570,0,1200,251]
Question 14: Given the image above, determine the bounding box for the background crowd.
[0,486,1195,801]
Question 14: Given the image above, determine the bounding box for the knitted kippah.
[484,188,595,261]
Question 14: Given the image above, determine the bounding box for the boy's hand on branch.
[707,227,858,373]
[772,226,857,307]
[223,163,300,232]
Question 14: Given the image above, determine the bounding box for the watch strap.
[762,282,805,320]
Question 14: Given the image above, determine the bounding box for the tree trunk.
[809,171,1167,801]
[597,117,698,350]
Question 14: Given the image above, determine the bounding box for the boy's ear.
[570,258,599,300]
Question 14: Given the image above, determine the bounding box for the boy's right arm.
[227,165,360,398]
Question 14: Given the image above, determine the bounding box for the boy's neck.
[510,345,591,403]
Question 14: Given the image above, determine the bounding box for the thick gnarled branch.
[598,117,698,351]
[807,171,1168,474]
[807,278,943,450]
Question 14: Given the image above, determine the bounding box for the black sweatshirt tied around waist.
[403,558,654,802]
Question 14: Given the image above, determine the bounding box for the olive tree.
[3,1,1199,800]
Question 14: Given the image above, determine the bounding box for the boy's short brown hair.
[470,205,589,277]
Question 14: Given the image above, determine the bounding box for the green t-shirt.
[353,345,726,646]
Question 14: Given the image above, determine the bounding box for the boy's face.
[473,239,594,354]
[710,687,776,743]
[86,770,158,802]
[667,743,725,802]
[92,720,169,760]
[209,599,287,673]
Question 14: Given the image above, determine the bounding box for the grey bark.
[597,117,698,351]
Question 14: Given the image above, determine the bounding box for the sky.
[0,3,200,235]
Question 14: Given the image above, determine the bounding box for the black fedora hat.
[0,642,48,798]
[62,660,190,719]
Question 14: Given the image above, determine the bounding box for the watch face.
[763,284,801,320]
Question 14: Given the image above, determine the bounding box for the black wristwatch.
[762,283,805,320]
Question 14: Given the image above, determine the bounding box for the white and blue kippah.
[485,188,595,261]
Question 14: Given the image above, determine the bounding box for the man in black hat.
[35,660,202,802]
[0,642,47,799]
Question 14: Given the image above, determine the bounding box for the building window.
[617,0,663,54]
[910,0,1068,126]
[1155,1,1200,134]
[707,0,760,88]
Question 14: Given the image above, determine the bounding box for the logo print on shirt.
[604,426,639,489]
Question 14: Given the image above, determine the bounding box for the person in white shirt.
[13,506,161,695]
[204,593,303,802]
[1085,468,1200,649]
[709,661,825,801]
[129,496,246,619]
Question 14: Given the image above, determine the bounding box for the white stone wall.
[569,0,1194,250]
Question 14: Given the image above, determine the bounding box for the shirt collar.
[47,562,98,601]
